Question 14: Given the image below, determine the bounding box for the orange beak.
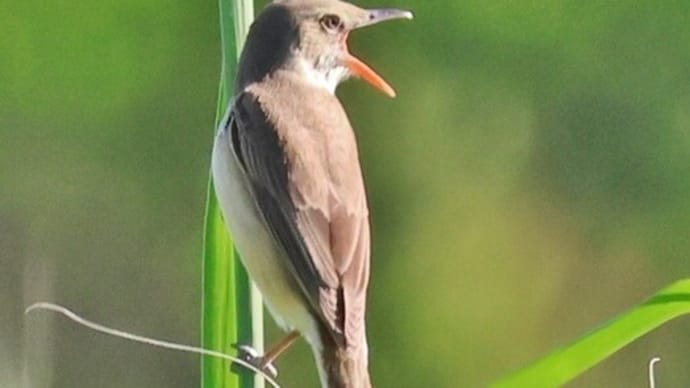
[344,51,397,98]
[342,8,413,98]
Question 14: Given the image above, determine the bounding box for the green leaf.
[493,279,690,387]
[201,1,258,388]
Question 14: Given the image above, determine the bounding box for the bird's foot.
[232,344,279,379]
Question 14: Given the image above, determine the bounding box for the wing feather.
[228,86,370,348]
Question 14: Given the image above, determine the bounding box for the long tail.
[314,333,372,388]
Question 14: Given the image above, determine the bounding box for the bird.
[211,1,412,387]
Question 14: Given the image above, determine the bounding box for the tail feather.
[314,333,371,388]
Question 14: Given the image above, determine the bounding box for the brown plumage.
[211,1,411,387]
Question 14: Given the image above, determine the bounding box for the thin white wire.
[648,356,661,388]
[25,302,280,388]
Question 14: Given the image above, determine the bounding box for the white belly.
[211,127,320,346]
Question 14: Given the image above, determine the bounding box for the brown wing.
[229,91,325,298]
[229,88,370,347]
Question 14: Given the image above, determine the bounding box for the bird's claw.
[232,344,279,379]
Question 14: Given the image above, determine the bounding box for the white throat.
[296,57,349,94]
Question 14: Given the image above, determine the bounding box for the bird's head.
[237,0,413,97]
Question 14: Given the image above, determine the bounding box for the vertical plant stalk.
[202,1,259,388]
[229,5,264,385]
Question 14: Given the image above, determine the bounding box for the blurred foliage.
[3,0,690,387]
[495,279,690,387]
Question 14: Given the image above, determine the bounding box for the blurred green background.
[3,0,690,387]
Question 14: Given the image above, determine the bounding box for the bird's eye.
[320,14,343,33]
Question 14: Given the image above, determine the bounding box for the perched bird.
[211,1,412,386]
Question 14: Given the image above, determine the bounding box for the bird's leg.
[235,330,300,379]
[259,330,300,368]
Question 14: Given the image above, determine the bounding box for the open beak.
[343,8,413,98]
